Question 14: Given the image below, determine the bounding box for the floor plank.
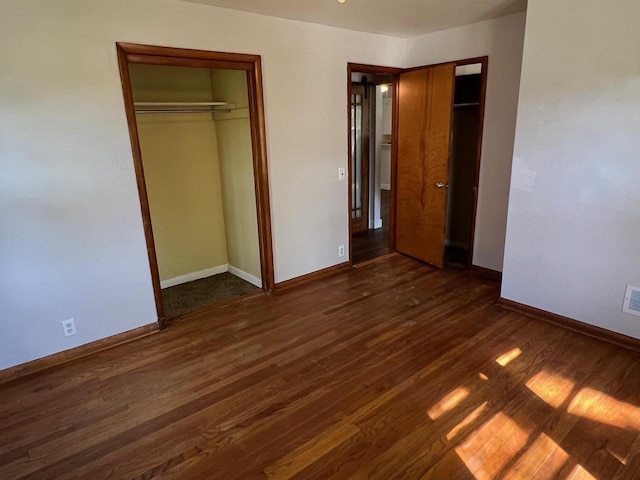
[1,255,639,479]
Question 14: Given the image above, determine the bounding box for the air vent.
[622,285,640,317]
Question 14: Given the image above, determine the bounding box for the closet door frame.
[116,42,275,329]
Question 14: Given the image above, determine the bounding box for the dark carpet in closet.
[162,273,259,319]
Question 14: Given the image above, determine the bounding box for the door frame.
[349,83,372,234]
[347,57,488,269]
[116,42,275,329]
[347,63,402,266]
[454,56,489,268]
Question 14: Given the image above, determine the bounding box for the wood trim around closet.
[115,43,276,328]
[116,45,167,328]
[462,56,489,269]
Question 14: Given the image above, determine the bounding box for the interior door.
[350,85,370,234]
[396,63,456,268]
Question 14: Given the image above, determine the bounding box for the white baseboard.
[229,265,263,288]
[160,264,229,289]
[381,183,391,191]
[374,218,383,229]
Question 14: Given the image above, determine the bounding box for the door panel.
[396,64,455,268]
[350,85,370,233]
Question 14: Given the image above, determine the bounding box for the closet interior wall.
[445,64,483,266]
[129,64,261,289]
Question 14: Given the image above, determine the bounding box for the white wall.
[0,0,404,370]
[502,0,640,339]
[405,13,527,271]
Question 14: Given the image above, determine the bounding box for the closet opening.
[117,43,274,328]
[347,64,401,265]
[445,60,486,269]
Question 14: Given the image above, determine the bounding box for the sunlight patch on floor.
[427,387,469,420]
[525,370,576,408]
[446,401,489,441]
[455,412,530,480]
[568,388,640,430]
[495,347,522,367]
[503,433,568,479]
[608,448,628,466]
[566,464,598,480]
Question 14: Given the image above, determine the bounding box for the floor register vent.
[623,285,640,317]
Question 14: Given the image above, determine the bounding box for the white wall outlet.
[61,318,77,337]
[338,245,345,257]
[338,168,346,181]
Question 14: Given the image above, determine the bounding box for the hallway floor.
[352,189,390,264]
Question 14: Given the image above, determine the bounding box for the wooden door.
[396,64,456,268]
[350,85,370,233]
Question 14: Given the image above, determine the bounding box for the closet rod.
[135,109,231,114]
[134,101,229,107]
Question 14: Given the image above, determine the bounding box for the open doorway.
[349,57,487,271]
[348,65,401,264]
[117,44,274,327]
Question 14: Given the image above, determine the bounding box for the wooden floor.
[2,255,640,480]
[352,190,390,264]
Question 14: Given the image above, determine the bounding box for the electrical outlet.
[61,318,77,337]
[338,168,346,181]
[338,245,345,257]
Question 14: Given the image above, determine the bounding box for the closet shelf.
[453,102,480,108]
[134,101,235,114]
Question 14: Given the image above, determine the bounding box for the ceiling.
[181,0,527,38]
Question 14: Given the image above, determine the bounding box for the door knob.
[435,182,446,189]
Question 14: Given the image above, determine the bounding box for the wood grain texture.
[274,261,350,292]
[497,297,640,354]
[116,44,167,328]
[117,43,261,64]
[2,255,640,479]
[0,324,158,386]
[472,264,502,282]
[246,59,276,293]
[352,190,390,264]
[396,63,456,268]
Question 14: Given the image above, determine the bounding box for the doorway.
[117,43,274,328]
[445,61,486,268]
[348,65,401,264]
[348,57,487,270]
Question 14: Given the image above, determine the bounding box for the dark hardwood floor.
[2,254,640,479]
[352,189,390,264]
